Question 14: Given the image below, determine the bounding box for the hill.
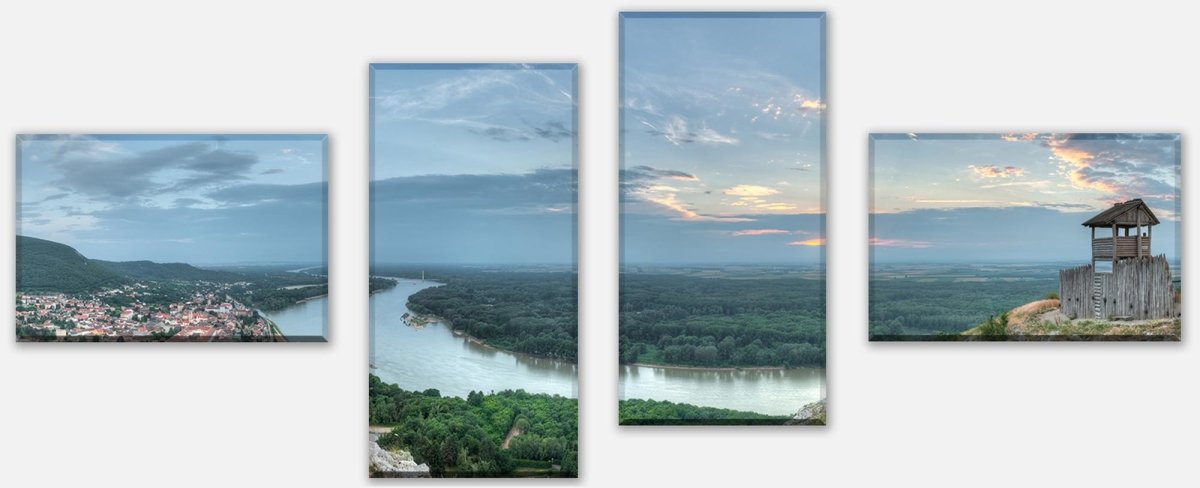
[960,299,1180,341]
[93,260,244,283]
[16,236,127,293]
[17,235,248,293]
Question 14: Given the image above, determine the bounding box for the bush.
[977,312,1009,339]
[1044,291,1060,300]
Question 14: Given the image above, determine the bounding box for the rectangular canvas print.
[368,64,577,477]
[618,13,827,425]
[870,133,1181,341]
[16,134,328,342]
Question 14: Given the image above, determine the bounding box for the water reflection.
[619,364,825,416]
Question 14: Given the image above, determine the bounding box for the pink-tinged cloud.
[869,237,931,248]
[723,184,780,197]
[1000,132,1039,142]
[648,193,748,223]
[731,229,789,236]
[969,164,1026,178]
[1043,134,1117,193]
[787,238,825,247]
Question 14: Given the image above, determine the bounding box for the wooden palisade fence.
[1060,254,1177,320]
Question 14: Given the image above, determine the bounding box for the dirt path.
[500,425,522,449]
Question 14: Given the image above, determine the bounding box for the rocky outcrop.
[369,433,430,478]
[785,399,826,425]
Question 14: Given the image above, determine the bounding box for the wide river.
[363,277,824,415]
[619,365,825,416]
[259,296,327,341]
[370,279,578,399]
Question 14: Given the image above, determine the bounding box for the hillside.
[17,235,248,294]
[93,260,244,283]
[960,299,1180,341]
[16,236,127,293]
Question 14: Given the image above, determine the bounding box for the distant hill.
[17,235,248,293]
[93,260,245,283]
[16,236,127,293]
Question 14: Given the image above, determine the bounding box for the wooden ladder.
[1091,274,1104,319]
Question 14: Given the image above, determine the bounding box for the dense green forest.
[369,375,576,477]
[619,273,825,368]
[869,270,1057,338]
[618,399,788,425]
[16,236,127,293]
[392,269,577,361]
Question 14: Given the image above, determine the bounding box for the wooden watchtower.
[1082,198,1157,270]
[1060,198,1176,320]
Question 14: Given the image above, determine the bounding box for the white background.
[1,1,1195,486]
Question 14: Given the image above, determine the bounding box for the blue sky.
[620,13,826,264]
[17,134,326,264]
[370,64,577,265]
[871,133,1180,262]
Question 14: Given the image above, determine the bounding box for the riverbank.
[624,361,800,372]
[409,306,579,365]
[264,316,288,342]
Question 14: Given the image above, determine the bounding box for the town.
[16,283,283,342]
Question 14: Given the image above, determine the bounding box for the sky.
[620,13,826,265]
[370,64,577,265]
[871,133,1181,262]
[17,134,327,264]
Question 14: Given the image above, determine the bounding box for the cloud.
[1041,134,1180,209]
[530,121,574,142]
[173,197,206,208]
[374,66,573,128]
[369,168,575,213]
[41,141,261,200]
[969,164,1026,179]
[979,180,1049,189]
[473,126,532,142]
[723,184,779,197]
[869,237,931,248]
[642,115,738,146]
[999,132,1039,142]
[640,189,753,222]
[626,165,698,182]
[793,95,827,117]
[730,229,790,236]
[787,238,825,247]
[260,168,285,175]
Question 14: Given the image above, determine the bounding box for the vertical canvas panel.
[618,13,828,425]
[15,134,329,342]
[869,133,1181,341]
[369,64,578,477]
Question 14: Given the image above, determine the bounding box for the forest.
[619,273,825,368]
[869,268,1057,338]
[618,399,789,425]
[369,375,577,477]
[391,268,578,361]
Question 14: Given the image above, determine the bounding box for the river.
[362,277,822,414]
[619,365,825,416]
[259,296,328,342]
[369,279,579,399]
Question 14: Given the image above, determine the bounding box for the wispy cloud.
[869,237,931,248]
[641,115,738,146]
[788,238,825,247]
[969,164,1026,179]
[723,184,779,197]
[730,228,790,236]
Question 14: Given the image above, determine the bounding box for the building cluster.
[15,284,275,341]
